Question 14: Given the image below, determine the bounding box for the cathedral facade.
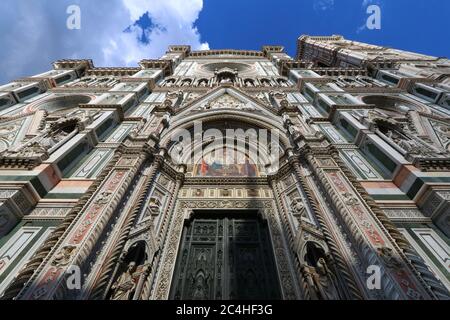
[0,35,449,300]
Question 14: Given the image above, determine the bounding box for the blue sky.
[195,0,450,58]
[0,0,448,84]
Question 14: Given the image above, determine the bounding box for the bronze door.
[170,212,281,300]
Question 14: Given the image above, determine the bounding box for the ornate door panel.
[170,213,281,300]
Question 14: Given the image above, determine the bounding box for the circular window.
[201,62,251,73]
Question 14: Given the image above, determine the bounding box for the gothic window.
[57,141,92,176]
[17,86,40,100]
[338,118,358,139]
[96,118,116,141]
[364,142,397,175]
[380,74,399,85]
[415,87,439,100]
[55,74,73,85]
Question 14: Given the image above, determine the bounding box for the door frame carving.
[152,199,301,300]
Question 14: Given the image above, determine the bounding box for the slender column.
[89,151,165,299]
[287,152,364,300]
[132,265,151,300]
[15,150,146,300]
[329,150,450,300]
[0,150,123,300]
[157,166,185,247]
[142,165,185,300]
[268,175,305,299]
[304,149,438,299]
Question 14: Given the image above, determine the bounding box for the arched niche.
[107,241,148,300]
[123,241,148,267]
[216,70,237,84]
[303,241,328,268]
[361,95,430,114]
[164,119,289,177]
[30,95,93,115]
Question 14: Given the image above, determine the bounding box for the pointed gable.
[176,86,277,118]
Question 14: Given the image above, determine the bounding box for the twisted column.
[330,150,450,300]
[142,166,185,300]
[89,153,164,300]
[0,152,123,300]
[289,153,364,300]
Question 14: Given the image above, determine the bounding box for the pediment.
[176,86,276,118]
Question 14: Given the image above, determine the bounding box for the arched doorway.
[169,210,281,300]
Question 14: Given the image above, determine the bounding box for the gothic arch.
[160,110,290,148]
[360,95,431,114]
[23,94,94,114]
[300,241,329,267]
[161,112,291,175]
[163,116,290,176]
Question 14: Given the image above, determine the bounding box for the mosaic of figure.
[195,148,258,177]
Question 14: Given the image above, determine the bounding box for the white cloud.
[313,0,335,11]
[0,0,209,84]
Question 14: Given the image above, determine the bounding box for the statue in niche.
[198,79,208,87]
[290,197,306,220]
[110,262,137,300]
[289,125,302,140]
[220,77,232,84]
[383,127,418,155]
[165,79,175,87]
[255,92,269,104]
[40,130,69,150]
[52,245,77,267]
[185,92,200,104]
[435,124,450,152]
[283,114,302,140]
[130,119,147,137]
[95,191,113,205]
[309,258,341,300]
[278,79,288,87]
[244,79,254,87]
[147,197,162,216]
[280,99,290,109]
